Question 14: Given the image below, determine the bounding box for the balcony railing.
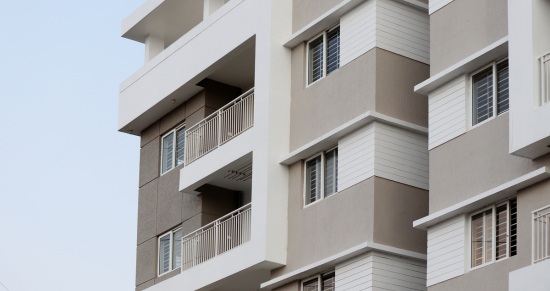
[181,203,252,270]
[540,52,550,105]
[185,88,254,165]
[533,205,550,263]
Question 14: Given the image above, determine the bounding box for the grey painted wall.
[429,0,508,75]
[292,0,346,33]
[429,114,550,213]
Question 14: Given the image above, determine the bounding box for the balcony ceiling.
[122,0,203,46]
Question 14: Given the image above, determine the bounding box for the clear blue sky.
[0,1,145,290]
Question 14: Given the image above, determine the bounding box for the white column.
[144,34,165,62]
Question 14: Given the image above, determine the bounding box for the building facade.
[413,0,550,290]
[118,0,550,290]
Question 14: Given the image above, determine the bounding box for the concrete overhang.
[283,0,427,48]
[413,167,550,230]
[279,111,427,166]
[414,37,508,95]
[121,0,204,46]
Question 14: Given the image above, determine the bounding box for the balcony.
[185,88,254,165]
[181,203,252,271]
[533,205,550,263]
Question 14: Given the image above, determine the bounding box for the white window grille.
[533,205,550,263]
[471,59,509,126]
[307,26,340,85]
[304,148,338,206]
[470,198,517,268]
[158,228,183,276]
[161,124,186,174]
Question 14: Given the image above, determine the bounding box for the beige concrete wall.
[272,162,375,277]
[428,179,550,291]
[290,46,428,151]
[135,86,243,290]
[372,177,428,254]
[292,0,346,33]
[374,48,429,127]
[290,44,376,151]
[430,0,508,75]
[429,114,550,213]
[271,162,428,278]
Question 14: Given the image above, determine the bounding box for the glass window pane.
[309,36,324,84]
[305,156,322,205]
[326,27,340,75]
[172,229,182,269]
[159,234,171,274]
[175,127,186,167]
[303,278,319,291]
[161,132,174,173]
[321,272,335,291]
[324,149,338,197]
[484,209,493,264]
[471,212,484,267]
[497,60,509,114]
[473,67,494,125]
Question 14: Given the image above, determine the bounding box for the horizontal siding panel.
[427,216,465,286]
[375,0,430,64]
[338,125,375,191]
[429,0,454,15]
[336,252,426,291]
[372,253,427,290]
[373,123,429,190]
[340,0,377,66]
[428,216,465,239]
[428,76,467,149]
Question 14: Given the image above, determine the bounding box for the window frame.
[306,24,340,87]
[468,198,516,271]
[157,227,183,277]
[469,58,509,129]
[301,271,335,291]
[303,147,338,208]
[160,123,186,175]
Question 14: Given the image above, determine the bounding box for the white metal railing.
[185,89,254,165]
[540,52,550,105]
[181,203,252,270]
[533,205,550,263]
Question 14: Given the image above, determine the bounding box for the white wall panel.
[428,76,467,150]
[376,0,430,64]
[338,124,375,191]
[340,0,430,66]
[335,252,427,291]
[373,123,429,190]
[426,215,466,286]
[429,0,454,15]
[340,0,377,66]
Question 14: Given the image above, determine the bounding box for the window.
[304,148,338,206]
[470,198,517,268]
[471,59,509,125]
[302,272,335,291]
[158,228,182,276]
[161,124,186,174]
[307,26,340,85]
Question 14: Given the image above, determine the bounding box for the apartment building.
[412,0,550,290]
[118,0,432,290]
